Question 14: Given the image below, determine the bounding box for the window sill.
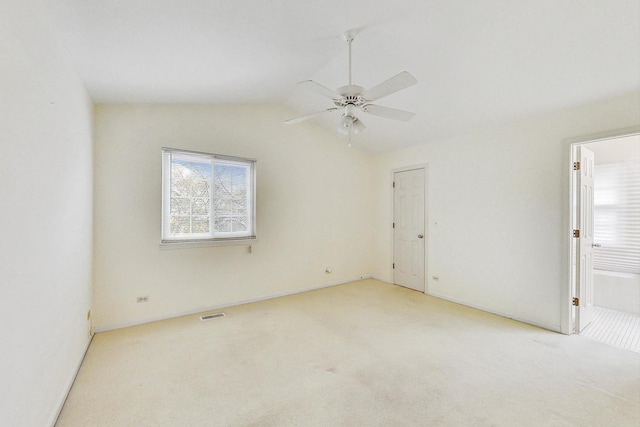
[159,237,257,249]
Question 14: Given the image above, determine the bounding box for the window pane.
[214,197,232,216]
[215,217,232,232]
[192,180,210,197]
[172,179,189,197]
[233,193,247,213]
[214,163,249,234]
[232,218,247,232]
[170,216,190,234]
[171,198,190,215]
[192,198,210,215]
[192,216,210,233]
[170,157,212,235]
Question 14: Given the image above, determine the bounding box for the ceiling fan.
[284,30,417,140]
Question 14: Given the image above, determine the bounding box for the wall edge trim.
[48,334,93,427]
[428,291,563,334]
[370,275,392,283]
[94,275,374,333]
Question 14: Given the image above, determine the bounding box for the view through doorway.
[570,133,640,353]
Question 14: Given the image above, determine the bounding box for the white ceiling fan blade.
[284,108,339,125]
[363,104,415,121]
[297,80,341,99]
[362,71,417,101]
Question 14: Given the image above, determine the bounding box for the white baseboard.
[95,277,561,335]
[48,334,93,427]
[427,291,562,333]
[370,275,392,284]
[94,275,372,333]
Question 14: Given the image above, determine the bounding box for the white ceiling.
[44,0,640,153]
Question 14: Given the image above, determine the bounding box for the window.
[593,159,640,274]
[161,148,256,244]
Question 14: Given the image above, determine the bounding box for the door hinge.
[393,222,395,228]
[392,263,395,269]
[393,181,395,188]
[572,297,579,306]
[573,229,580,238]
[573,161,580,170]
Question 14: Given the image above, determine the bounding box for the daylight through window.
[162,148,256,243]
[593,159,640,274]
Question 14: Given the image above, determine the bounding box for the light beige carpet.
[57,280,640,426]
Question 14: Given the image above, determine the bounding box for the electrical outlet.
[137,296,150,303]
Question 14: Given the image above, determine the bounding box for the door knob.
[418,234,424,239]
[592,243,601,248]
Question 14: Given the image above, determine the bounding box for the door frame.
[564,126,640,335]
[391,164,428,293]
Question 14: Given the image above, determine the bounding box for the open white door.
[393,168,425,292]
[575,146,595,332]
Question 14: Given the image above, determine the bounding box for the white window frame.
[161,147,256,246]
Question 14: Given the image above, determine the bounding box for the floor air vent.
[200,313,225,321]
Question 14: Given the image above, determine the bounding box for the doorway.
[393,167,426,292]
[570,133,640,352]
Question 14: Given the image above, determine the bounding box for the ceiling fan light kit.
[284,30,417,144]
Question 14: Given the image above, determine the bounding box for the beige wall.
[372,93,640,332]
[93,104,376,330]
[0,0,93,425]
[94,94,640,334]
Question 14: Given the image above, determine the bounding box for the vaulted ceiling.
[45,0,640,152]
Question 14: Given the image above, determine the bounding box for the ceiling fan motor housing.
[335,85,366,107]
[336,87,365,130]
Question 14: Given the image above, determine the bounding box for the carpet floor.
[56,279,640,426]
